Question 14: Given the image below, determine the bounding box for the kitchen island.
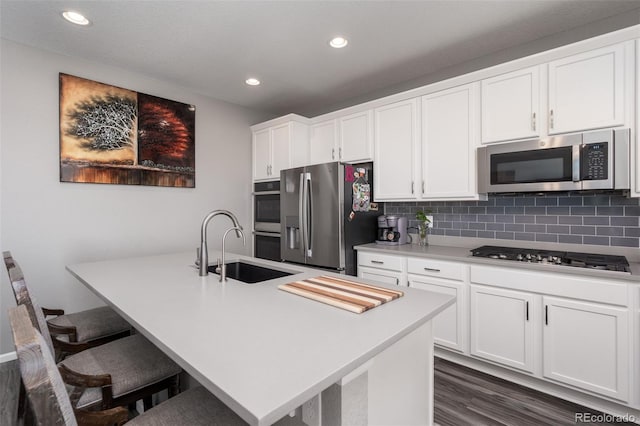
[66,251,454,426]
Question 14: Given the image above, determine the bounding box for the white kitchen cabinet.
[252,115,309,181]
[357,251,407,286]
[359,266,404,287]
[481,66,540,143]
[469,284,535,373]
[374,98,420,200]
[408,256,466,353]
[338,110,373,163]
[547,43,625,134]
[542,296,629,401]
[310,111,374,165]
[309,119,338,165]
[421,83,482,200]
[253,128,272,181]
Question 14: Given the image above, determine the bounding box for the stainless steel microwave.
[477,128,629,193]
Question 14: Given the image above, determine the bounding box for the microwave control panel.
[581,142,608,180]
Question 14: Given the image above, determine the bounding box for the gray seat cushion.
[59,333,181,409]
[127,386,247,426]
[48,306,131,342]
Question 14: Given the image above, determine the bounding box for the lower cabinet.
[409,276,465,352]
[469,285,535,373]
[542,296,629,402]
[357,251,407,286]
[358,266,404,287]
[356,250,635,407]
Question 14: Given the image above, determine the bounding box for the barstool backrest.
[3,251,55,354]
[9,304,78,426]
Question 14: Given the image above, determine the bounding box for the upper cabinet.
[374,99,421,200]
[374,85,484,202]
[481,66,540,144]
[547,43,626,135]
[422,83,481,200]
[338,110,374,163]
[309,111,374,165]
[309,119,338,165]
[252,115,309,181]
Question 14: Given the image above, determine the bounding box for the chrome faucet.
[198,210,243,276]
[219,227,246,282]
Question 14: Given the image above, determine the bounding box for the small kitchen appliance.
[376,215,408,245]
[470,245,631,273]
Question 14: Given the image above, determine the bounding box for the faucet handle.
[195,248,200,266]
[215,258,222,274]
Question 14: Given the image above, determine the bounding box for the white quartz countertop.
[355,243,640,282]
[66,252,454,426]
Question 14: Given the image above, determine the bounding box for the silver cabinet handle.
[332,148,335,160]
[371,260,384,264]
[267,165,270,175]
[531,112,536,131]
[525,301,529,321]
[339,147,342,159]
[423,267,440,272]
[411,181,415,194]
[395,277,399,286]
[549,109,554,130]
[422,181,425,194]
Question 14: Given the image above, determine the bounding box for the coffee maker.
[376,215,408,245]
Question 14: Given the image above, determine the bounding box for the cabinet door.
[421,83,479,199]
[253,128,272,180]
[481,66,540,143]
[470,285,535,373]
[339,110,373,163]
[542,296,629,401]
[358,266,404,287]
[374,99,420,200]
[270,124,292,178]
[548,44,625,134]
[409,276,465,353]
[309,120,337,165]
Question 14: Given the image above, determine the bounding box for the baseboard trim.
[0,352,17,363]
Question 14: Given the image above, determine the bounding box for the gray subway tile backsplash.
[390,190,640,248]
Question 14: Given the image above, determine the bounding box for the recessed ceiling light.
[62,11,90,26]
[245,78,261,86]
[329,36,348,49]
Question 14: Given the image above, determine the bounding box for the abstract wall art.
[59,73,196,187]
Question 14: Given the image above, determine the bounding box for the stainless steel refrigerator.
[280,162,379,275]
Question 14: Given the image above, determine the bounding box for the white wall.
[0,39,271,353]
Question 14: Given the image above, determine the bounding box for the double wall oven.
[253,181,281,261]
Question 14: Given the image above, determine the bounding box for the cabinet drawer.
[357,251,404,272]
[407,257,465,281]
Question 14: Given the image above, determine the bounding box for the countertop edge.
[355,243,640,282]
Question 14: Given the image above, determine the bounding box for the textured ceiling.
[2,1,639,117]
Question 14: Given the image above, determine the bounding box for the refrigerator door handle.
[306,172,313,258]
[298,172,305,256]
[302,172,313,257]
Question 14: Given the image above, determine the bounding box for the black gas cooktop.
[470,245,631,273]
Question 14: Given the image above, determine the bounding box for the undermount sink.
[208,261,294,283]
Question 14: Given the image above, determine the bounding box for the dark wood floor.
[434,358,632,426]
[0,357,631,425]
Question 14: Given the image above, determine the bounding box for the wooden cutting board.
[278,275,404,314]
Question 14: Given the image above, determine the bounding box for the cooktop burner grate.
[470,245,631,273]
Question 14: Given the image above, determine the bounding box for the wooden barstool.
[3,251,131,360]
[9,304,248,426]
[5,253,182,415]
